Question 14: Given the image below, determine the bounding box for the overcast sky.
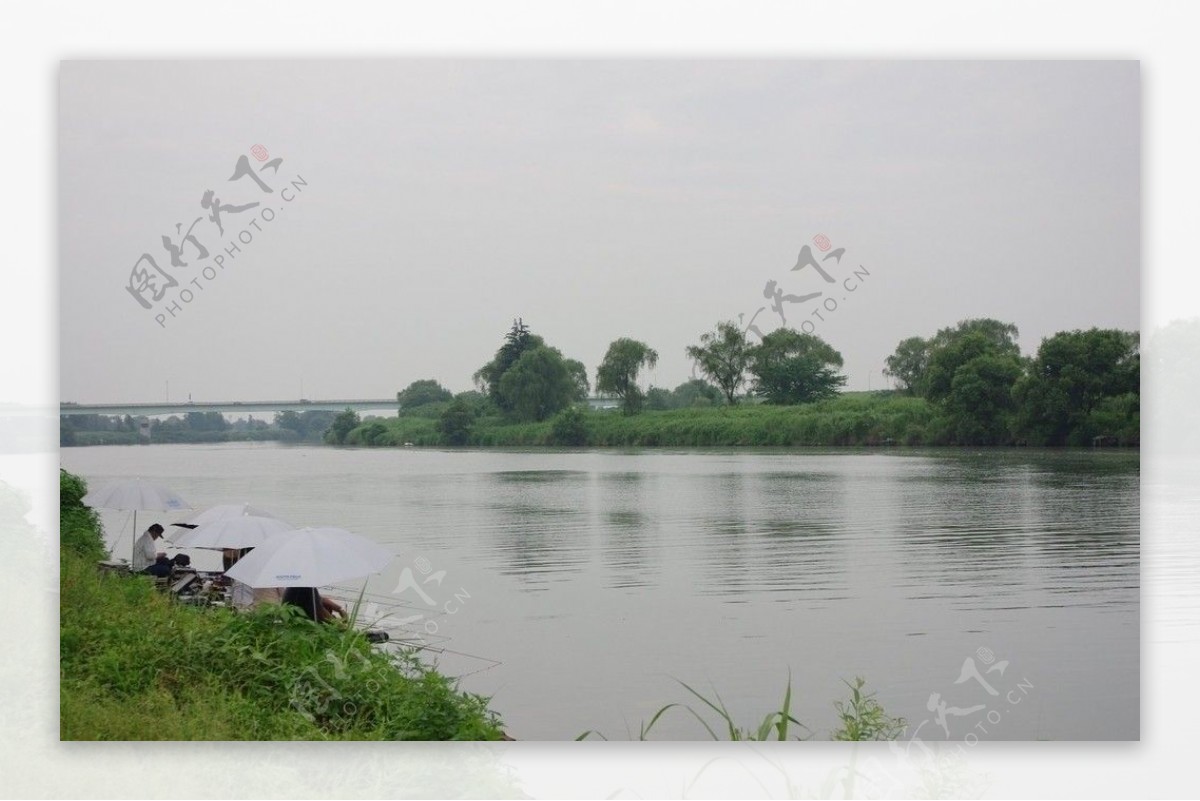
[59,60,1138,403]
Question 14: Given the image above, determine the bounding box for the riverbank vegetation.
[578,676,904,741]
[63,316,1139,449]
[59,470,506,740]
[342,316,1137,448]
[347,393,933,447]
[61,409,337,447]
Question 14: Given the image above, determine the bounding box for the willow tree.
[498,346,581,422]
[596,338,659,415]
[686,321,752,405]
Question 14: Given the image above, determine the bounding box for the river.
[60,443,1139,741]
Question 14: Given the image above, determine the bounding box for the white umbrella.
[171,515,293,550]
[224,526,393,588]
[182,502,281,528]
[81,478,192,563]
[82,477,191,513]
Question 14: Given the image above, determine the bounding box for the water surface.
[61,444,1139,740]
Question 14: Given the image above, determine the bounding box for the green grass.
[577,674,903,741]
[831,677,908,741]
[350,393,943,448]
[59,470,506,741]
[346,415,441,446]
[648,676,808,741]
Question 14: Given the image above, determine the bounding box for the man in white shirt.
[132,523,166,572]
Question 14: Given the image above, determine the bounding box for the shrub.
[60,470,106,561]
[355,421,389,446]
[831,677,907,741]
[549,406,589,446]
[437,398,475,446]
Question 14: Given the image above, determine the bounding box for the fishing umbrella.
[169,503,288,546]
[171,514,293,550]
[224,526,394,588]
[170,502,275,545]
[81,477,192,563]
[181,502,282,528]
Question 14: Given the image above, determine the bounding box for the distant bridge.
[59,399,400,417]
[60,396,621,417]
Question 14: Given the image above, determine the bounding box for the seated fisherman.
[133,523,190,577]
[132,523,167,572]
[281,587,346,623]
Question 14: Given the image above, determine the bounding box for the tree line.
[362,316,1137,448]
[61,409,337,446]
[63,315,1137,449]
[882,318,1138,445]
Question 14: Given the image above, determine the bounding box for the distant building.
[586,395,621,411]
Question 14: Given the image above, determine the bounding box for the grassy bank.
[350,393,943,448]
[348,390,1138,449]
[59,471,505,741]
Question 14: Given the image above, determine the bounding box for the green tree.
[912,327,1024,444]
[882,336,931,396]
[473,319,541,412]
[276,410,305,438]
[925,329,1021,403]
[1086,392,1140,446]
[452,390,492,417]
[596,338,659,415]
[645,386,673,411]
[357,421,390,446]
[325,408,360,445]
[498,346,581,422]
[882,319,1025,444]
[152,416,183,434]
[473,319,586,420]
[943,354,1023,444]
[277,410,336,441]
[565,359,590,401]
[886,319,1020,400]
[749,328,846,405]
[397,379,453,411]
[437,398,475,445]
[185,411,229,432]
[671,379,723,408]
[1013,328,1140,445]
[298,410,336,439]
[931,318,1021,355]
[686,321,753,405]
